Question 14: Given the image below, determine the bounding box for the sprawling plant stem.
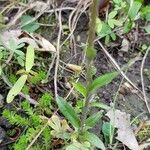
[80,0,97,131]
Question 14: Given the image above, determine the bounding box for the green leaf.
[110,32,116,41]
[102,122,113,137]
[66,142,90,150]
[15,50,25,56]
[105,35,110,44]
[56,96,80,128]
[85,112,102,127]
[21,15,40,33]
[25,45,34,72]
[141,6,150,21]
[128,0,142,20]
[66,144,79,150]
[72,82,86,97]
[112,19,122,26]
[123,19,133,33]
[108,11,117,19]
[86,47,96,60]
[89,72,118,94]
[108,19,122,28]
[17,56,25,67]
[6,74,28,103]
[91,102,110,110]
[8,39,18,51]
[144,26,150,34]
[108,19,114,28]
[98,22,112,38]
[96,17,102,34]
[17,43,25,49]
[81,131,105,150]
[91,66,97,75]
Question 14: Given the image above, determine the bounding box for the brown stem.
[80,0,97,131]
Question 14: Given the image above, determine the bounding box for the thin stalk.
[80,0,97,131]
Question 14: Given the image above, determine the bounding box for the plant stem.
[80,0,97,131]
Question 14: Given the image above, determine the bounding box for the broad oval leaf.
[89,72,118,94]
[81,131,106,150]
[113,19,122,27]
[15,50,25,56]
[96,17,102,34]
[144,26,150,34]
[56,96,80,128]
[72,82,86,97]
[25,45,34,72]
[21,15,40,32]
[85,111,102,128]
[7,74,28,103]
[108,11,117,19]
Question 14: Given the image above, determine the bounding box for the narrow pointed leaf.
[89,72,118,93]
[56,96,80,128]
[85,112,102,127]
[128,1,142,20]
[91,102,110,110]
[72,82,86,97]
[108,11,117,19]
[7,74,27,103]
[25,45,34,72]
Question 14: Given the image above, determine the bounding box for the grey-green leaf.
[56,96,80,128]
[108,11,117,19]
[89,72,118,94]
[102,122,113,137]
[21,15,40,33]
[96,17,102,34]
[85,112,102,127]
[81,131,105,150]
[72,82,86,97]
[6,74,28,103]
[25,45,34,72]
[144,26,150,34]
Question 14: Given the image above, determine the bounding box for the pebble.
[0,127,6,144]
[0,94,4,108]
[0,117,13,129]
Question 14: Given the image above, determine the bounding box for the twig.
[140,46,150,113]
[26,122,48,150]
[110,54,143,145]
[44,53,56,82]
[60,1,90,49]
[6,7,30,29]
[54,9,62,99]
[97,41,145,99]
[64,78,80,100]
[45,7,75,13]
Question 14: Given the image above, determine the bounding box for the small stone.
[0,117,13,129]
[0,94,4,108]
[0,127,6,144]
